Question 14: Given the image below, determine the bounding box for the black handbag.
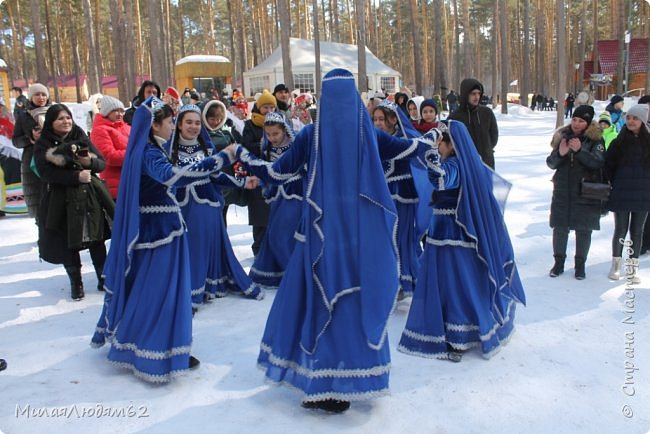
[580,178,611,201]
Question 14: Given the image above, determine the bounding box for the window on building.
[250,76,270,96]
[380,76,396,93]
[292,73,314,93]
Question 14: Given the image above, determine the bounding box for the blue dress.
[174,139,262,305]
[239,113,427,402]
[248,140,306,288]
[398,121,526,359]
[91,98,234,382]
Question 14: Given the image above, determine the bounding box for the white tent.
[243,38,401,96]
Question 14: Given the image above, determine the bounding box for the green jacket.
[602,125,618,150]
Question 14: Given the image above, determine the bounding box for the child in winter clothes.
[598,111,618,150]
[606,95,626,132]
[413,99,439,134]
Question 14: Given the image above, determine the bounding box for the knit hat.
[572,105,594,124]
[626,104,649,123]
[256,89,277,108]
[610,94,624,105]
[165,86,180,101]
[28,83,49,99]
[99,95,125,117]
[273,83,289,95]
[598,111,612,126]
[638,95,650,105]
[419,99,439,117]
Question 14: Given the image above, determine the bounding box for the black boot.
[549,255,565,277]
[64,265,85,301]
[574,257,586,280]
[189,355,200,369]
[94,266,105,291]
[302,399,351,413]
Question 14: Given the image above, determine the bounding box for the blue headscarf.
[300,68,399,353]
[446,120,526,322]
[379,100,434,237]
[95,97,167,341]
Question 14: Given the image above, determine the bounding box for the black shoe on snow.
[0,359,6,371]
[189,355,200,369]
[301,399,351,413]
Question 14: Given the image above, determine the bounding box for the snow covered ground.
[1,105,648,434]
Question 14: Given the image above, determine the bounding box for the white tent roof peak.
[176,55,230,66]
[245,38,400,76]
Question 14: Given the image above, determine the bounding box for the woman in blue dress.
[398,121,526,361]
[232,68,433,413]
[372,100,431,297]
[168,104,262,306]
[247,112,306,289]
[91,98,235,382]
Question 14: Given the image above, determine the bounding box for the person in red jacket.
[90,95,131,199]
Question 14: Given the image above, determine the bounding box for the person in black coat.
[546,105,605,279]
[241,90,276,256]
[123,80,161,126]
[447,78,499,169]
[604,104,650,283]
[33,104,113,301]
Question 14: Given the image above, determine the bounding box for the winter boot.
[549,255,565,277]
[301,399,351,413]
[608,257,622,280]
[625,258,641,284]
[64,265,85,301]
[94,265,105,291]
[574,257,586,280]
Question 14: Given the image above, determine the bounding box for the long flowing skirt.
[398,233,516,359]
[182,200,261,306]
[395,202,422,295]
[249,198,302,288]
[257,241,391,402]
[92,235,194,382]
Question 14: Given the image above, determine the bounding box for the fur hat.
[626,104,649,123]
[598,111,612,126]
[99,95,125,117]
[28,83,49,99]
[610,94,624,105]
[256,90,277,109]
[572,105,594,124]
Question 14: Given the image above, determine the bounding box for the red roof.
[597,38,648,75]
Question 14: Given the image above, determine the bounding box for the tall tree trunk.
[434,0,446,96]
[134,0,145,80]
[499,0,508,114]
[30,0,49,85]
[313,0,322,95]
[277,0,294,89]
[124,0,137,95]
[462,0,471,78]
[5,2,24,81]
[491,0,498,109]
[178,0,186,58]
[576,0,587,95]
[556,0,567,128]
[346,0,354,43]
[407,0,423,95]
[148,0,164,86]
[333,0,340,42]
[452,0,461,91]
[113,0,129,102]
[616,0,626,94]
[226,1,236,85]
[44,1,60,101]
[82,0,101,94]
[520,0,530,107]
[235,1,247,94]
[592,0,599,75]
[94,0,104,82]
[356,0,367,92]
[62,1,82,102]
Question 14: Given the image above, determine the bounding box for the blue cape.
[447,120,526,322]
[300,69,399,353]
